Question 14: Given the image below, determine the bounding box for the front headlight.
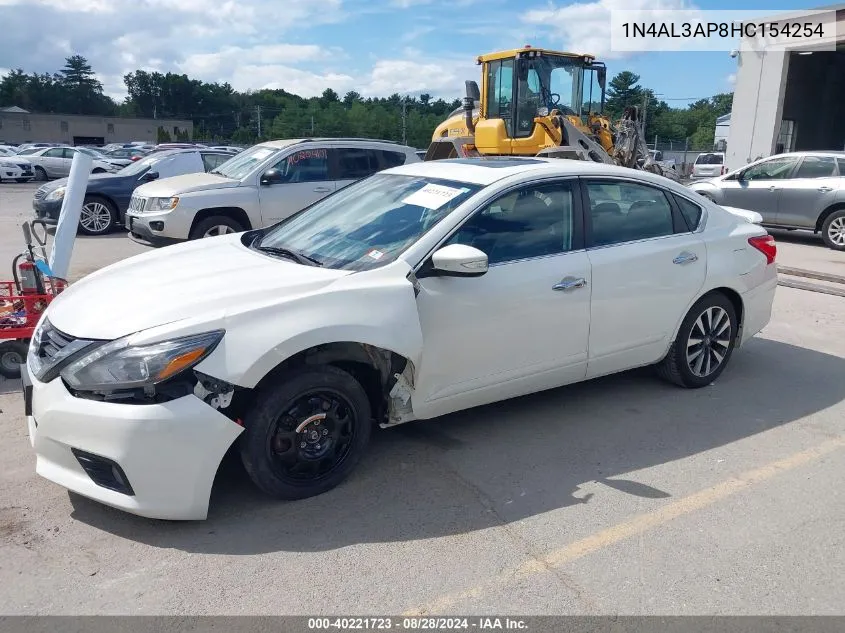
[0,160,15,168]
[45,186,66,201]
[61,330,224,392]
[147,197,179,212]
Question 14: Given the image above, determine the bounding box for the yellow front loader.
[424,46,677,181]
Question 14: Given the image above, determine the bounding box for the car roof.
[258,138,415,151]
[764,150,845,158]
[383,157,685,187]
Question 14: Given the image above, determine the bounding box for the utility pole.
[311,115,315,136]
[401,97,407,145]
[256,105,262,138]
[640,93,648,138]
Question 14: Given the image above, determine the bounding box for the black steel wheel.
[240,365,372,500]
[656,292,738,388]
[0,340,29,379]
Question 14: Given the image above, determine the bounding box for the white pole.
[49,152,92,281]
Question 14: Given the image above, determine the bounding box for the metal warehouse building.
[0,108,193,146]
[726,4,845,170]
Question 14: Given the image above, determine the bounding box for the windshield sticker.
[366,249,385,260]
[289,148,327,165]
[402,184,468,210]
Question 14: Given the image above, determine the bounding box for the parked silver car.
[688,151,845,251]
[21,146,121,180]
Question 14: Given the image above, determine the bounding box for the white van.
[126,138,421,245]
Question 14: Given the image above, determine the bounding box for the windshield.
[517,54,585,118]
[256,173,481,271]
[116,152,164,176]
[77,147,106,159]
[209,144,280,179]
[696,153,724,165]
[17,148,39,156]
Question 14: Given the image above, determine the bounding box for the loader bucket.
[424,137,479,161]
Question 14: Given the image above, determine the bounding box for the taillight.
[748,235,776,264]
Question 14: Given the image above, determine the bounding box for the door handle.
[768,186,778,191]
[673,251,698,265]
[818,186,833,193]
[313,186,332,193]
[553,276,587,291]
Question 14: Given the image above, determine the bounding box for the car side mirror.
[261,168,284,185]
[142,171,159,181]
[430,244,488,277]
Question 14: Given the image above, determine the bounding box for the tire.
[189,215,244,240]
[0,341,29,379]
[656,292,738,389]
[821,209,845,251]
[34,166,48,182]
[239,365,373,500]
[78,195,116,235]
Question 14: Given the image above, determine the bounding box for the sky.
[0,0,835,106]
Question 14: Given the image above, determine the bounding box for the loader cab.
[480,47,605,141]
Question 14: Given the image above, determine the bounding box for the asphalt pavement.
[0,180,843,616]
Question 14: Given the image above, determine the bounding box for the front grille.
[17,163,31,170]
[34,188,47,200]
[71,448,135,496]
[38,323,74,361]
[128,196,146,213]
[30,319,100,383]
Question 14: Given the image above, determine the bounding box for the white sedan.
[0,156,35,182]
[22,158,778,520]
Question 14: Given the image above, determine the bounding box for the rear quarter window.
[673,194,704,231]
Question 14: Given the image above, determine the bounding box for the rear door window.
[794,155,837,178]
[377,150,407,169]
[201,152,230,172]
[335,148,380,180]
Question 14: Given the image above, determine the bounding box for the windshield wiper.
[254,245,323,266]
[209,169,225,176]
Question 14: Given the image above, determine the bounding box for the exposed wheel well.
[190,207,253,234]
[84,193,117,211]
[701,287,744,335]
[252,342,410,423]
[92,167,106,173]
[815,203,845,233]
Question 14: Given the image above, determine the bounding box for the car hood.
[2,157,31,165]
[720,205,764,224]
[135,172,240,196]
[45,234,351,340]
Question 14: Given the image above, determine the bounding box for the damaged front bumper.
[27,366,243,520]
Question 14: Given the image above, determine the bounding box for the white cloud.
[726,73,736,85]
[523,0,696,59]
[361,55,477,97]
[390,0,431,7]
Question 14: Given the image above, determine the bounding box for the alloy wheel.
[686,306,732,378]
[202,225,236,238]
[80,202,112,233]
[827,217,845,247]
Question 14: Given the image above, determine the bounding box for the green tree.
[605,71,643,120]
[157,126,172,143]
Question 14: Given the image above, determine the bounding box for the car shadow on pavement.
[68,337,845,553]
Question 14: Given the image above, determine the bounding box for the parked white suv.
[126,138,420,245]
